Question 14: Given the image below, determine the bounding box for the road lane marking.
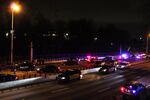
[51,88,69,93]
[98,87,110,93]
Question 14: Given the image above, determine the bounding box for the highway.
[0,62,150,100]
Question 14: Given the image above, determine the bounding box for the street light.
[146,33,150,54]
[10,2,21,65]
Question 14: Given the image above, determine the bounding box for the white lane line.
[51,88,69,93]
[98,87,110,93]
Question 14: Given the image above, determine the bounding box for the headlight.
[121,65,125,68]
[103,69,107,72]
[36,68,40,71]
[80,74,83,79]
[61,77,65,80]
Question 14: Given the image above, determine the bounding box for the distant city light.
[139,37,142,40]
[64,33,69,40]
[6,33,9,37]
[52,33,56,36]
[24,33,27,37]
[94,37,98,41]
[110,42,114,46]
[65,33,69,36]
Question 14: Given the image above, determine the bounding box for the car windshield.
[62,70,72,75]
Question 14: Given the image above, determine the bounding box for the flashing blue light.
[132,90,136,94]
[136,55,141,59]
[121,54,128,59]
[129,85,132,89]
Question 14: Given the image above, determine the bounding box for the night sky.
[25,0,140,23]
[1,0,150,35]
[19,0,149,37]
[1,1,149,24]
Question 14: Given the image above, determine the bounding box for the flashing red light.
[87,59,91,62]
[120,87,125,92]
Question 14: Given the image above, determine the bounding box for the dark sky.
[26,0,142,23]
[20,0,148,37]
[1,0,150,36]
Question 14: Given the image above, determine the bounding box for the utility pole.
[30,41,33,62]
[10,2,21,65]
[146,34,150,54]
[120,45,122,55]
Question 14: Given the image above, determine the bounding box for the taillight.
[120,87,125,93]
[58,67,61,70]
[15,76,19,80]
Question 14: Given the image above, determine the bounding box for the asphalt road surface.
[0,62,150,100]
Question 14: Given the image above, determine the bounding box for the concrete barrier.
[81,67,101,75]
[0,77,42,90]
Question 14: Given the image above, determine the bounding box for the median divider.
[0,77,54,93]
[81,67,101,75]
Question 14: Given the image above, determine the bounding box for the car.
[17,61,35,71]
[99,65,116,73]
[101,59,118,67]
[116,62,131,69]
[120,81,147,100]
[56,69,82,82]
[0,74,18,82]
[93,61,103,67]
[0,74,7,82]
[37,64,62,73]
[5,74,18,81]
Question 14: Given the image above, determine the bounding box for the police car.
[120,81,147,100]
[56,69,83,82]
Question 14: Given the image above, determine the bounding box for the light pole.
[10,2,21,65]
[146,34,150,54]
